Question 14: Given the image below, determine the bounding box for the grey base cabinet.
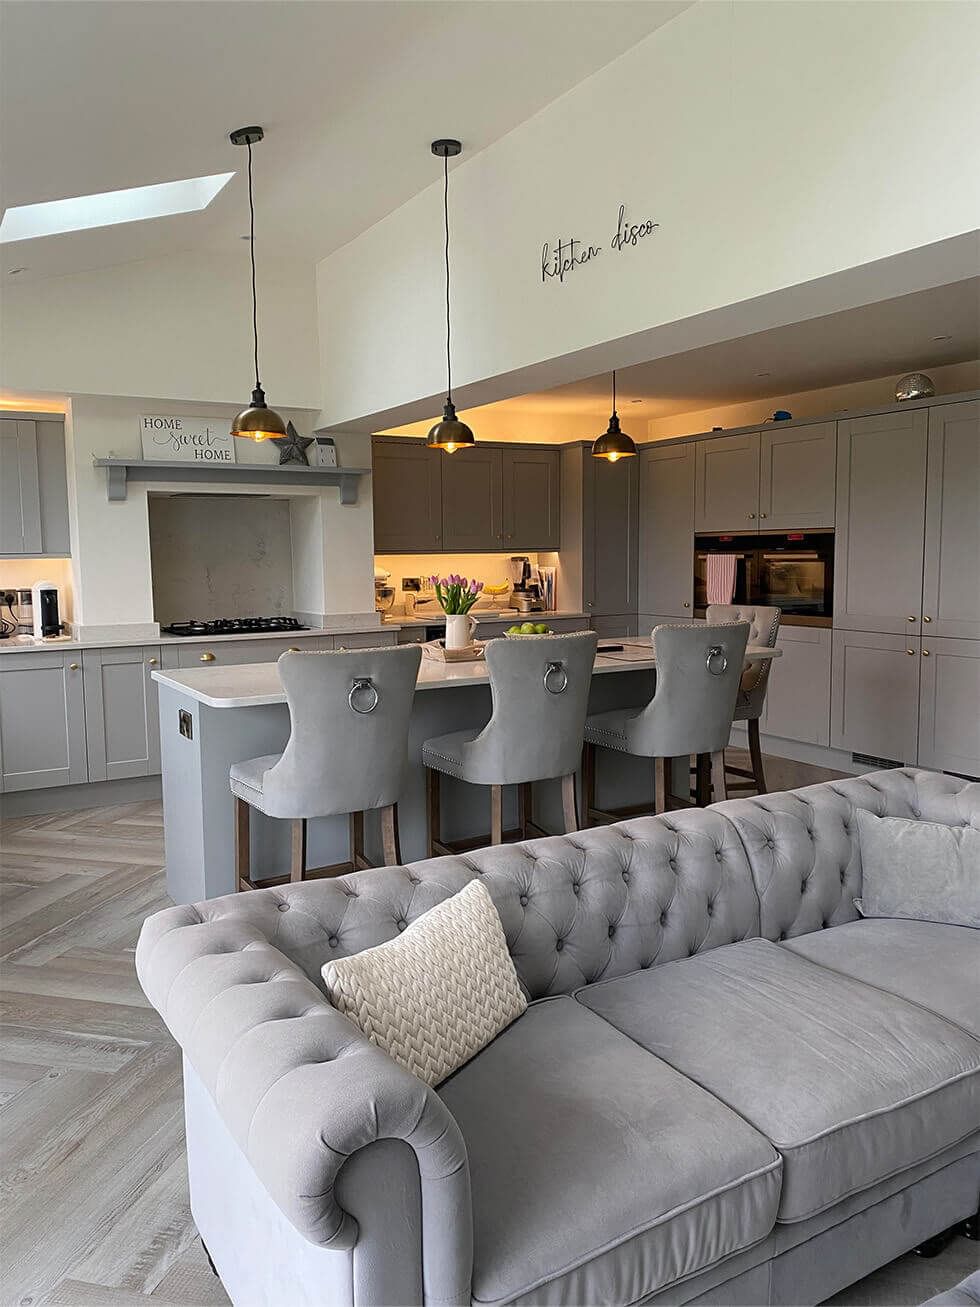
[831,631,921,765]
[82,646,162,781]
[762,625,832,746]
[922,400,980,639]
[917,638,980,777]
[0,651,87,791]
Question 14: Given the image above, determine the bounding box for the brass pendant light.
[229,126,287,442]
[427,139,475,454]
[591,371,637,462]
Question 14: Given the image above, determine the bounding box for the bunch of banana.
[483,582,510,597]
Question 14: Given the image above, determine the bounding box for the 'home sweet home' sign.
[139,415,237,463]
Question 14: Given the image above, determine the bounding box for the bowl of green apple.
[504,621,553,637]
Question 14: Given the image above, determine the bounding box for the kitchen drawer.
[175,636,324,668]
[332,631,398,649]
[395,626,427,644]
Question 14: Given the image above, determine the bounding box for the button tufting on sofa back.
[713,767,980,941]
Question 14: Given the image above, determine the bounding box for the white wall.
[1,248,320,408]
[644,360,980,440]
[316,0,980,428]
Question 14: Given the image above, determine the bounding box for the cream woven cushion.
[321,879,527,1087]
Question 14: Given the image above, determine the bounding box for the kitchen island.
[153,642,780,903]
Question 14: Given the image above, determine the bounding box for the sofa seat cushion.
[577,938,980,1224]
[782,919,980,1038]
[438,995,781,1306]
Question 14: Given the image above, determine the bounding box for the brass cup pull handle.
[148,657,158,666]
[706,645,728,676]
[348,677,379,714]
[200,651,216,663]
[69,662,79,670]
[543,661,568,694]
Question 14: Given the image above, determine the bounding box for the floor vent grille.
[851,752,905,770]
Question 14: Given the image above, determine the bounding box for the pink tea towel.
[706,554,738,605]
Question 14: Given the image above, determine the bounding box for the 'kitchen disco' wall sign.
[139,415,237,463]
[541,205,659,286]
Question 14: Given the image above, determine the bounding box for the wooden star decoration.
[272,422,313,466]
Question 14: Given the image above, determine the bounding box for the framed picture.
[139,415,237,464]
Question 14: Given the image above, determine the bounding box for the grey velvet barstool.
[706,603,781,794]
[230,645,422,890]
[583,621,750,823]
[422,631,598,854]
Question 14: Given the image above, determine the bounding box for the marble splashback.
[149,495,294,624]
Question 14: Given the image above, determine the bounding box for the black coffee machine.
[32,582,62,637]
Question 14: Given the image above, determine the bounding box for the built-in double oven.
[693,532,834,626]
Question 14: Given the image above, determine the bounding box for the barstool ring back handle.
[348,677,380,714]
[543,661,569,694]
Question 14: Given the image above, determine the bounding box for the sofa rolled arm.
[136,903,473,1300]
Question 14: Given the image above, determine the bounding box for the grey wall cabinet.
[0,416,70,557]
[695,433,760,532]
[760,422,836,529]
[638,443,695,617]
[834,409,928,635]
[372,440,443,552]
[83,646,161,781]
[761,625,832,746]
[501,447,560,550]
[917,637,980,777]
[922,400,980,640]
[586,454,639,616]
[830,630,921,765]
[441,447,504,551]
[0,651,87,791]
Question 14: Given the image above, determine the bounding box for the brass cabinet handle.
[922,649,930,656]
[69,662,79,670]
[923,616,932,623]
[683,601,691,608]
[199,651,216,663]
[907,616,917,622]
[906,648,916,655]
[288,646,300,652]
[147,657,158,666]
[747,512,756,519]
[759,512,768,519]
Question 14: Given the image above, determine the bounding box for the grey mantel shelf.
[92,457,370,504]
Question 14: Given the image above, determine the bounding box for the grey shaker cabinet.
[83,646,161,781]
[0,651,87,791]
[695,433,760,532]
[761,624,832,747]
[372,440,443,552]
[441,446,505,551]
[638,443,695,617]
[833,409,928,635]
[922,400,980,640]
[917,637,980,777]
[501,447,560,550]
[0,416,70,557]
[586,454,639,616]
[760,422,836,529]
[830,630,921,765]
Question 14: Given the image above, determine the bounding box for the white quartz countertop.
[153,642,780,708]
[0,619,389,654]
[385,609,588,626]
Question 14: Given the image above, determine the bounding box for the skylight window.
[0,173,235,243]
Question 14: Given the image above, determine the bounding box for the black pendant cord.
[442,152,452,407]
[611,369,617,417]
[247,140,261,394]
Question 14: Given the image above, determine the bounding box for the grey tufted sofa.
[137,768,980,1307]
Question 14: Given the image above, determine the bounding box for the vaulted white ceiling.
[0,0,689,281]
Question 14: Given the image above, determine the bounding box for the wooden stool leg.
[582,742,596,826]
[695,754,713,806]
[234,797,251,891]
[426,767,440,857]
[490,785,504,846]
[654,757,667,814]
[350,810,370,871]
[380,804,401,866]
[710,750,728,803]
[518,783,533,839]
[561,773,578,834]
[748,719,767,794]
[290,819,307,882]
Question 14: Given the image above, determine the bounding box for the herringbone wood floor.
[1,787,975,1307]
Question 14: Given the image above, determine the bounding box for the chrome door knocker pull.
[543,661,569,694]
[348,677,380,714]
[706,645,728,676]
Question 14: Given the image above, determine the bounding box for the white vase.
[444,613,477,650]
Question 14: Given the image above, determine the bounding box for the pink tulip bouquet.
[431,574,483,615]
